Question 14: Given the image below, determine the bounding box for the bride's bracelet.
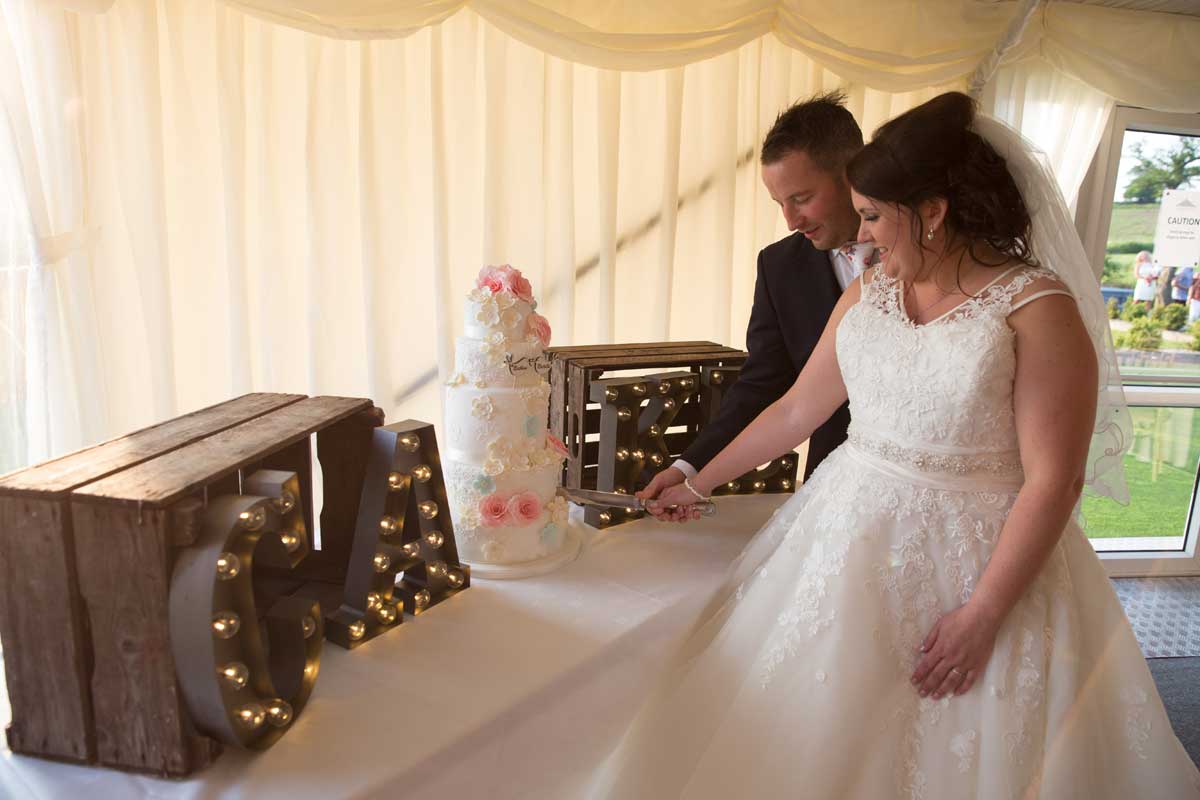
[683,477,711,502]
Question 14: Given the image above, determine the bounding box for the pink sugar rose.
[507,491,542,525]
[545,431,569,459]
[527,312,552,347]
[479,493,511,527]
[493,264,535,304]
[476,266,505,294]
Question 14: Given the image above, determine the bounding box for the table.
[0,494,785,799]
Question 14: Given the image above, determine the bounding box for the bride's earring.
[926,227,935,241]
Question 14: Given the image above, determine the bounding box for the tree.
[1123,137,1200,203]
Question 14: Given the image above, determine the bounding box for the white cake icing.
[443,266,569,566]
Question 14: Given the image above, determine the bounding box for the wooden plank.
[0,495,92,762]
[0,394,306,497]
[70,502,199,775]
[546,341,719,357]
[74,396,372,508]
[571,350,745,369]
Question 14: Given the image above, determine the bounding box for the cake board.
[462,517,586,580]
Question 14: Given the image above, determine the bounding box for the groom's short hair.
[761,90,863,174]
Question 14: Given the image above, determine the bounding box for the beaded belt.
[846,430,1023,479]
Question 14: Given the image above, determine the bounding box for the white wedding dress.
[589,266,1200,799]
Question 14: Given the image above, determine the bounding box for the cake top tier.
[465,265,552,348]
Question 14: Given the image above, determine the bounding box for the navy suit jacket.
[681,231,852,481]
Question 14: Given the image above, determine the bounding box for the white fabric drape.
[210,1,1200,115]
[0,0,106,474]
[981,57,1115,211]
[1,0,960,468]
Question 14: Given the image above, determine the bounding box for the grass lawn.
[1081,405,1200,539]
[1108,202,1159,244]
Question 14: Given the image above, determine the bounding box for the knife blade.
[555,487,716,516]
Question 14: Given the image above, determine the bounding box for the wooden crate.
[0,394,386,776]
[0,393,305,767]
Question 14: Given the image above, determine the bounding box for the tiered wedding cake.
[442,265,573,571]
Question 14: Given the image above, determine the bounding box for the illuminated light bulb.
[753,480,766,491]
[624,507,638,516]
[656,382,671,396]
[616,407,632,422]
[447,569,465,589]
[681,378,695,390]
[780,478,793,490]
[648,424,661,437]
[711,371,724,384]
[414,589,431,609]
[428,561,447,578]
[348,620,366,640]
[275,490,297,514]
[302,616,317,639]
[727,480,741,492]
[218,661,249,690]
[615,447,630,462]
[278,531,301,553]
[399,433,421,453]
[238,507,266,531]
[379,515,398,534]
[662,397,676,411]
[631,449,645,461]
[376,604,398,625]
[402,541,421,558]
[604,387,619,403]
[425,530,445,548]
[418,500,439,520]
[388,472,406,490]
[598,511,612,524]
[234,702,266,730]
[614,487,629,495]
[366,592,382,611]
[266,699,293,727]
[631,383,648,396]
[649,452,664,466]
[212,612,241,639]
[412,464,433,482]
[216,552,241,580]
[780,457,794,470]
[373,552,392,573]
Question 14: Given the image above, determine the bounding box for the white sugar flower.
[494,292,516,310]
[500,307,522,329]
[474,378,488,389]
[471,396,495,420]
[459,506,481,529]
[483,459,504,477]
[467,287,490,303]
[475,298,500,327]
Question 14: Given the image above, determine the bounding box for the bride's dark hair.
[846,91,1037,269]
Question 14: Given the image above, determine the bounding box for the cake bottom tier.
[443,458,567,565]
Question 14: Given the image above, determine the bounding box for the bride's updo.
[846,91,1037,267]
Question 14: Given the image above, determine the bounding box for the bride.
[589,92,1200,799]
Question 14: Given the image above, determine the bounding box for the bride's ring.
[949,667,965,678]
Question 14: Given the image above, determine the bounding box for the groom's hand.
[637,467,686,521]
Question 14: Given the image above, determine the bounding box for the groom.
[639,90,870,515]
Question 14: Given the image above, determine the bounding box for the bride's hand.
[910,603,1001,700]
[646,483,705,523]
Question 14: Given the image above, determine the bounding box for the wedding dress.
[589,266,1200,799]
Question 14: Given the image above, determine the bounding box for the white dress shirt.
[670,243,873,480]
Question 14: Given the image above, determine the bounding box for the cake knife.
[555,487,717,516]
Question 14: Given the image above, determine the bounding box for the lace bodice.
[836,266,1068,472]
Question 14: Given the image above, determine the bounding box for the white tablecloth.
[0,495,785,799]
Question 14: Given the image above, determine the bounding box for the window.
[1077,106,1200,576]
